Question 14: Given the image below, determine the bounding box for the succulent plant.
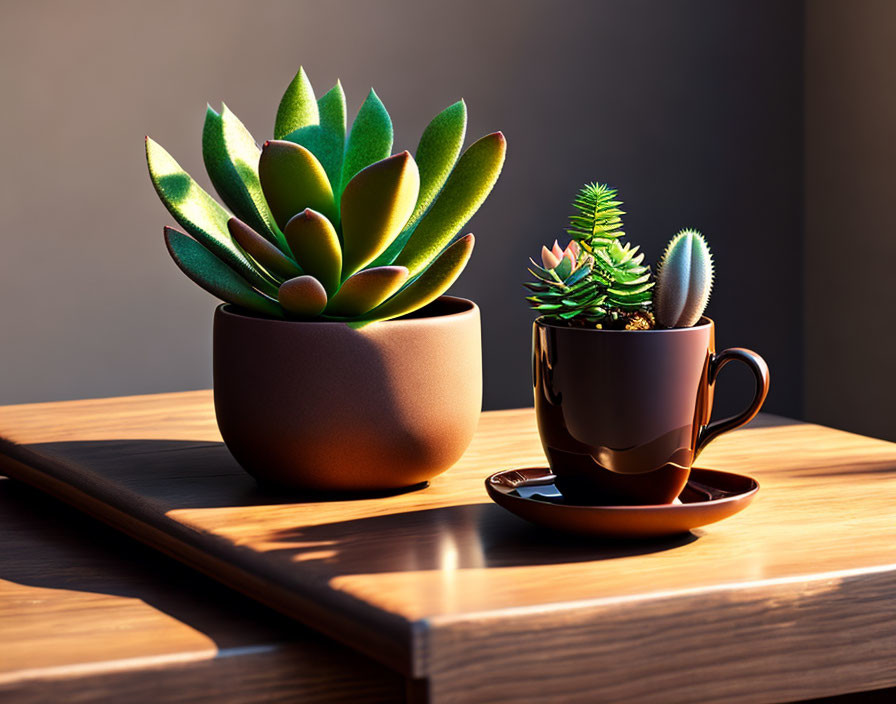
[567,183,654,310]
[567,182,625,248]
[653,228,714,328]
[526,183,654,327]
[147,67,506,326]
[524,240,607,322]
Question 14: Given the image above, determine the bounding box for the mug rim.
[534,315,713,333]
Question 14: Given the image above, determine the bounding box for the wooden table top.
[2,390,896,703]
[0,476,403,702]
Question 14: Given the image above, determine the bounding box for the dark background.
[0,1,892,439]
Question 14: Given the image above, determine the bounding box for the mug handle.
[695,347,770,456]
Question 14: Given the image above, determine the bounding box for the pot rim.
[217,295,478,327]
[534,315,713,333]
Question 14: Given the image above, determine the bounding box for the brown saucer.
[485,467,759,538]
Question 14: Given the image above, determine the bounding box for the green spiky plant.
[147,67,506,326]
[653,229,714,328]
[525,183,655,329]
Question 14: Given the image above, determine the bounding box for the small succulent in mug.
[525,182,713,329]
[525,239,602,322]
[147,67,506,326]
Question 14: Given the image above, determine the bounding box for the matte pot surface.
[214,296,482,491]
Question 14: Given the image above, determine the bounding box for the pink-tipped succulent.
[147,67,506,327]
[540,239,581,271]
[525,239,605,321]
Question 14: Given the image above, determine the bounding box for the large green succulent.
[147,67,506,325]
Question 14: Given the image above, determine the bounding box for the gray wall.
[1,1,804,420]
[805,0,896,441]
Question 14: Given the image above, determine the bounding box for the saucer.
[485,467,759,538]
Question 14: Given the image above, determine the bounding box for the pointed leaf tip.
[340,151,420,277]
[146,136,278,297]
[275,67,318,140]
[394,131,505,276]
[203,104,283,248]
[339,88,393,195]
[357,233,474,325]
[282,208,342,295]
[368,100,469,267]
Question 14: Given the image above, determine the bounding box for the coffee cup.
[533,317,769,505]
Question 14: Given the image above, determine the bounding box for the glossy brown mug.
[533,317,769,505]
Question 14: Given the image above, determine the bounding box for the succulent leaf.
[525,249,609,324]
[393,132,505,277]
[259,140,338,229]
[408,99,468,226]
[202,105,285,249]
[339,89,393,196]
[340,151,420,278]
[274,67,318,140]
[369,100,468,267]
[593,241,654,309]
[283,209,343,295]
[228,217,302,281]
[284,81,346,192]
[567,183,625,247]
[325,266,409,317]
[146,137,278,296]
[354,234,474,327]
[541,246,560,270]
[318,82,347,147]
[654,229,714,328]
[278,275,328,317]
[164,227,282,317]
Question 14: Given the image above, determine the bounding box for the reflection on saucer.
[486,467,759,539]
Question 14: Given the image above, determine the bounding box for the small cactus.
[653,229,714,328]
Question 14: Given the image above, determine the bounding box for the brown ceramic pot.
[533,317,769,505]
[214,296,482,491]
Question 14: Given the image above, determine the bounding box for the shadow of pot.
[213,296,482,491]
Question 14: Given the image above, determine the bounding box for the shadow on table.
[4,438,700,577]
[0,477,308,649]
[255,502,698,574]
[797,461,896,477]
[3,438,432,508]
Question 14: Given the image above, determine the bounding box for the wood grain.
[0,477,403,702]
[2,390,896,702]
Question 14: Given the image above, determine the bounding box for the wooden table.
[0,477,403,702]
[1,391,896,703]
